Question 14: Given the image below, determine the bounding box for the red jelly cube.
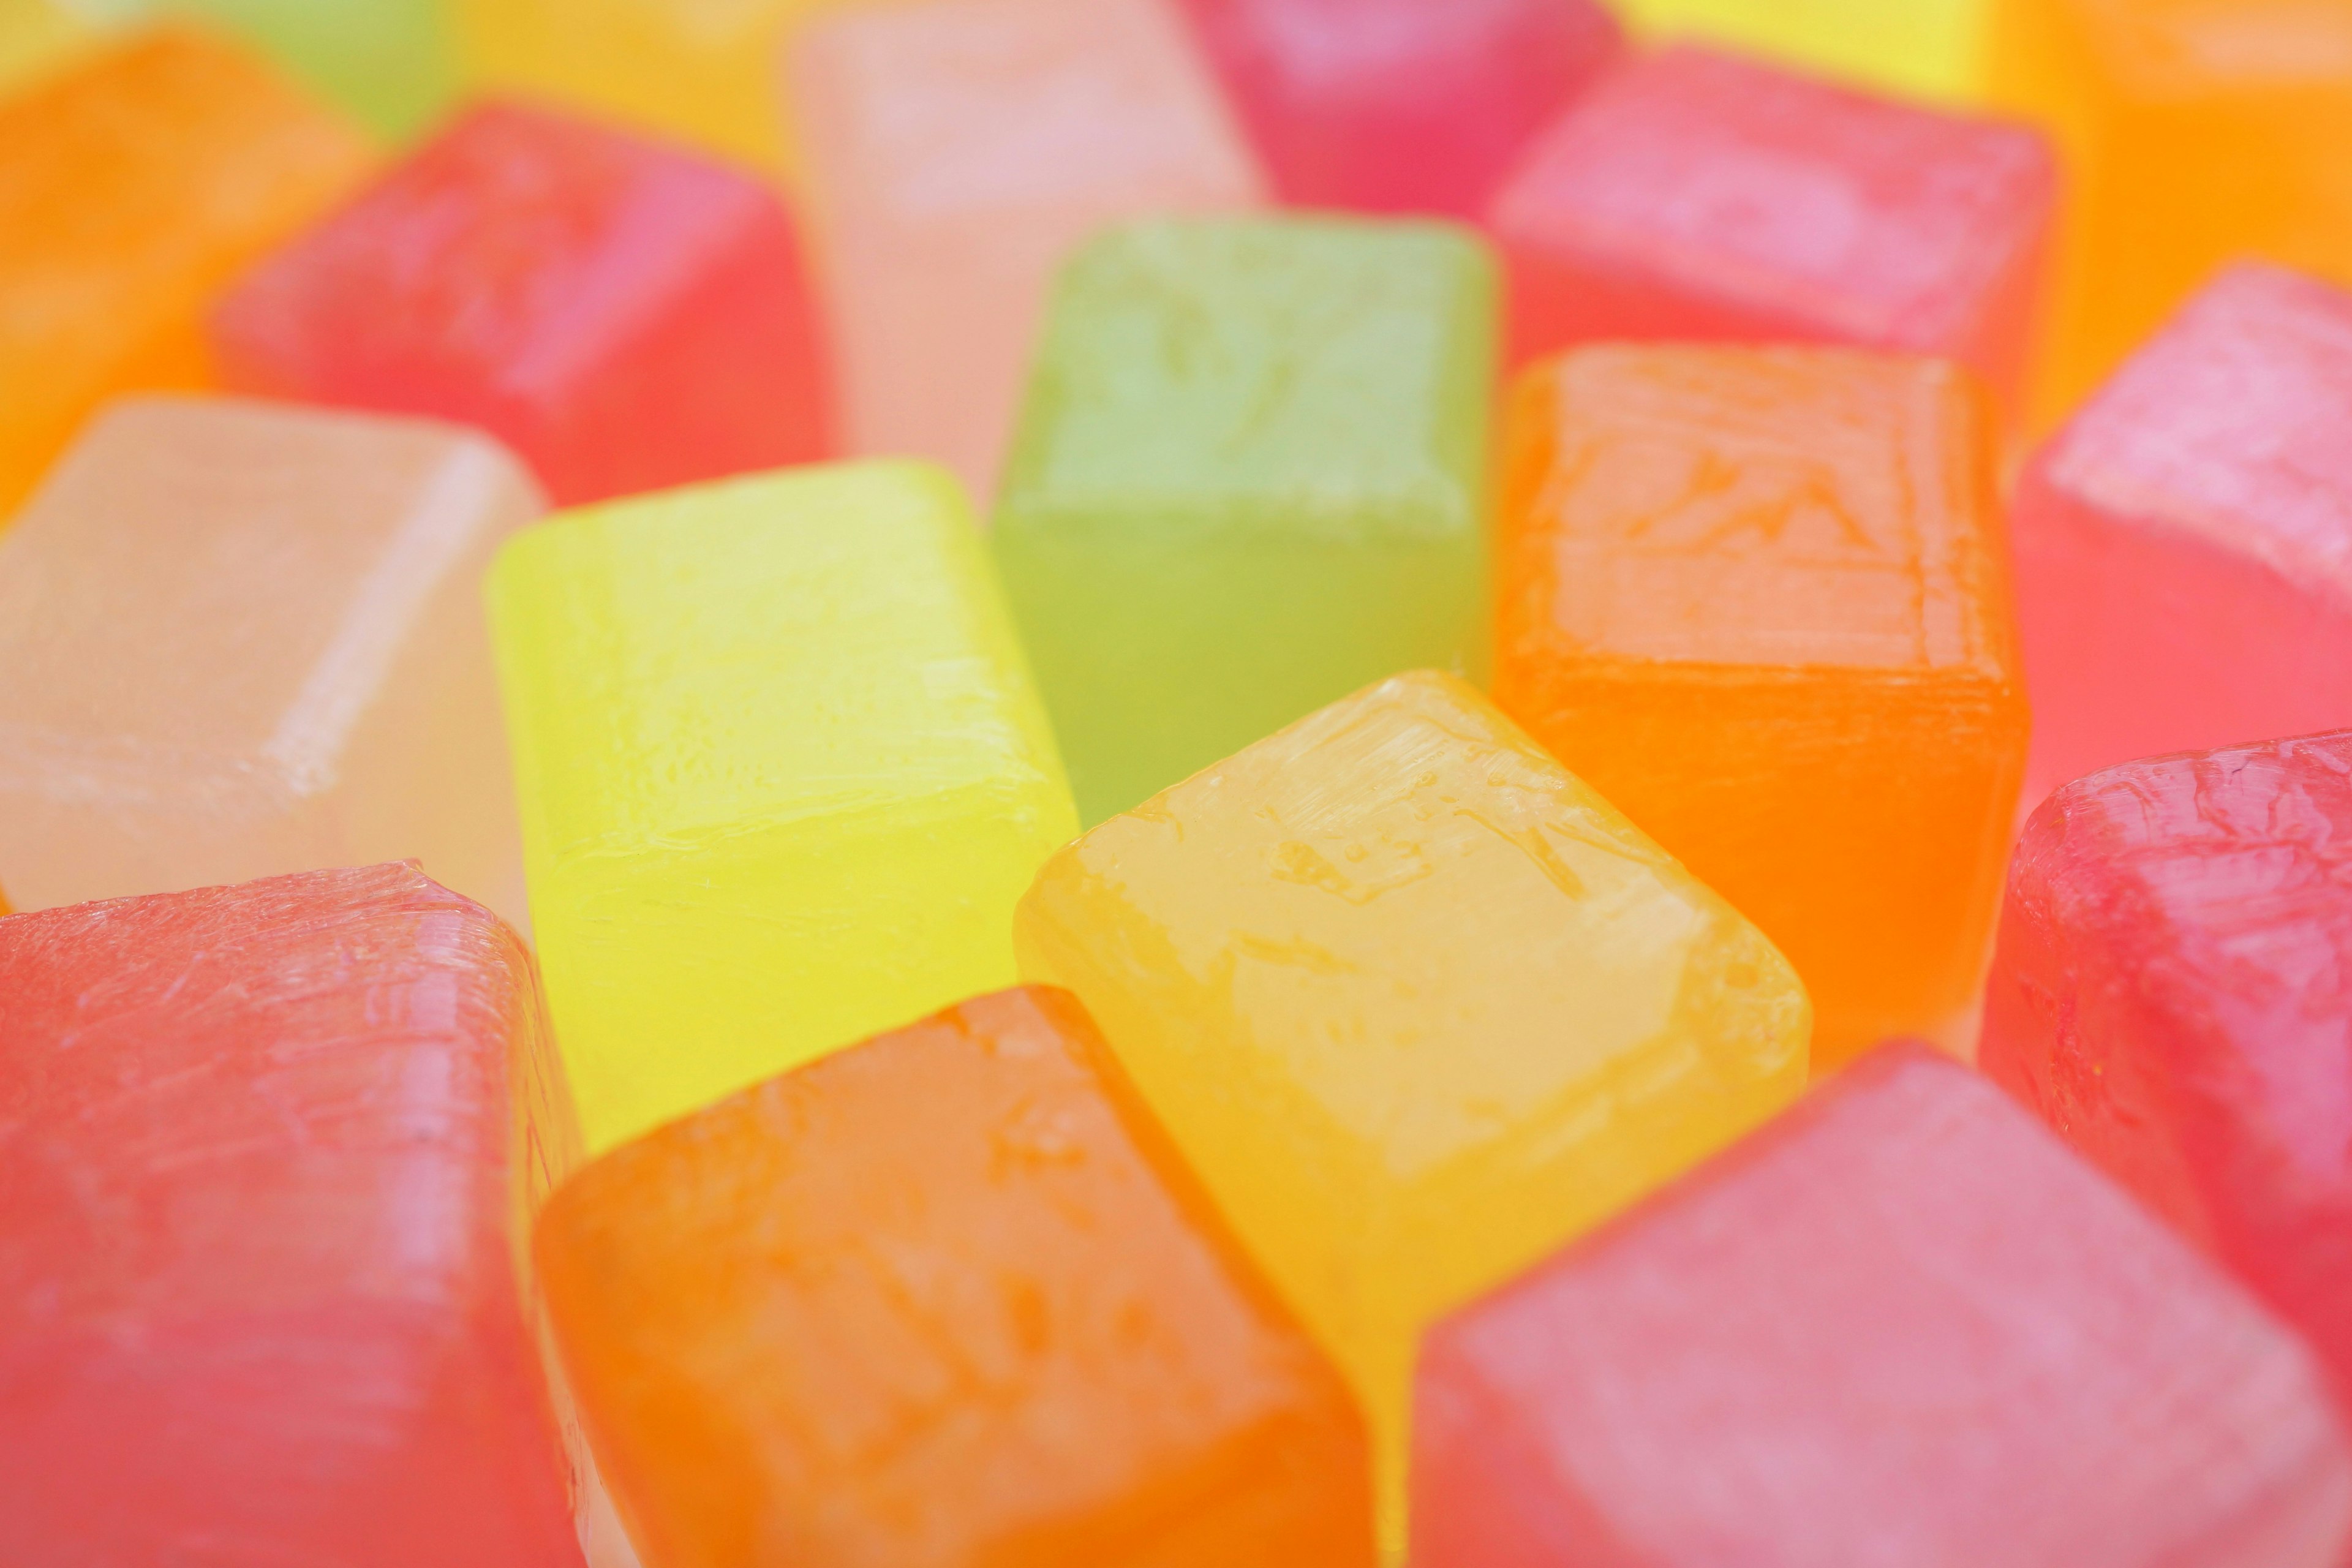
[1984,731,2352,1403]
[1175,0,1622,217]
[2010,263,2352,809]
[0,864,585,1566]
[1414,1045,2352,1568]
[1485,47,2057,410]
[211,101,832,505]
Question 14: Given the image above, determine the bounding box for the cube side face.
[1994,0,2352,420]
[0,28,371,516]
[788,0,1266,499]
[1617,0,1993,102]
[0,398,543,920]
[2014,266,2352,802]
[998,219,1496,823]
[1983,737,2352,1392]
[211,101,825,506]
[1016,673,1810,1503]
[536,987,1374,1568]
[1172,0,1623,216]
[1489,48,2056,405]
[453,0,815,175]
[489,462,1078,1150]
[0,866,581,1564]
[1496,348,2027,1060]
[1417,1046,2352,1568]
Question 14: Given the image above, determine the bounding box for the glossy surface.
[1017,671,1811,1542]
[1991,0,2352,424]
[1415,1045,2352,1568]
[540,987,1376,1568]
[454,0,857,178]
[788,0,1264,502]
[1496,347,2027,1066]
[0,26,369,518]
[1487,47,2057,413]
[2013,264,2352,807]
[0,398,542,924]
[1174,0,1621,216]
[0,864,586,1567]
[1983,733,2352,1401]
[491,461,1079,1155]
[1619,0,1992,103]
[997,217,1496,825]
[167,0,453,135]
[212,101,831,507]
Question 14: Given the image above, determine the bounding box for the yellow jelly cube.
[453,0,864,178]
[490,461,1079,1153]
[1016,671,1811,1547]
[1619,0,1992,104]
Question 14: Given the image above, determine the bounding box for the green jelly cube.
[164,0,455,138]
[994,216,1498,826]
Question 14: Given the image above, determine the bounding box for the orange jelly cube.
[0,27,369,516]
[1494,346,2029,1067]
[536,986,1376,1568]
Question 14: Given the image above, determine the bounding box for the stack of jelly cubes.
[4,2,2352,1566]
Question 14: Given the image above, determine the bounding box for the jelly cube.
[997,217,1496,825]
[163,0,454,137]
[1494,346,2028,1067]
[489,461,1079,1155]
[211,101,831,507]
[0,26,369,518]
[538,986,1376,1568]
[2012,263,2352,808]
[788,0,1265,502]
[0,0,90,96]
[0,397,542,925]
[1616,0,1993,104]
[0,864,586,1566]
[1414,1044,2352,1568]
[1983,731,2352,1400]
[1486,46,2057,412]
[454,0,857,179]
[1172,0,1622,217]
[1991,0,2352,423]
[1017,670,1811,1539]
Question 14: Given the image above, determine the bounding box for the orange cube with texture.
[1991,0,2352,425]
[1494,345,2028,1068]
[0,27,369,516]
[536,986,1376,1568]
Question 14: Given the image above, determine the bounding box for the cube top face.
[537,986,1373,1568]
[214,99,779,410]
[1503,346,2012,678]
[491,461,1065,862]
[1616,0,1991,104]
[2034,265,2352,600]
[1020,671,1810,1186]
[1001,218,1495,544]
[1173,0,1624,216]
[794,0,1260,230]
[1416,1046,2352,1568]
[0,26,371,511]
[1491,47,2055,356]
[0,864,582,1561]
[0,397,540,803]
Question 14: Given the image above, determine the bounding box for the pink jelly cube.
[1174,0,1622,217]
[211,101,831,505]
[1485,47,2056,410]
[1983,731,2352,1403]
[1414,1045,2352,1568]
[2010,264,2352,807]
[0,864,586,1566]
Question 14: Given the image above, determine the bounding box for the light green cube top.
[995,216,1497,824]
[489,460,1079,1152]
[157,0,454,137]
